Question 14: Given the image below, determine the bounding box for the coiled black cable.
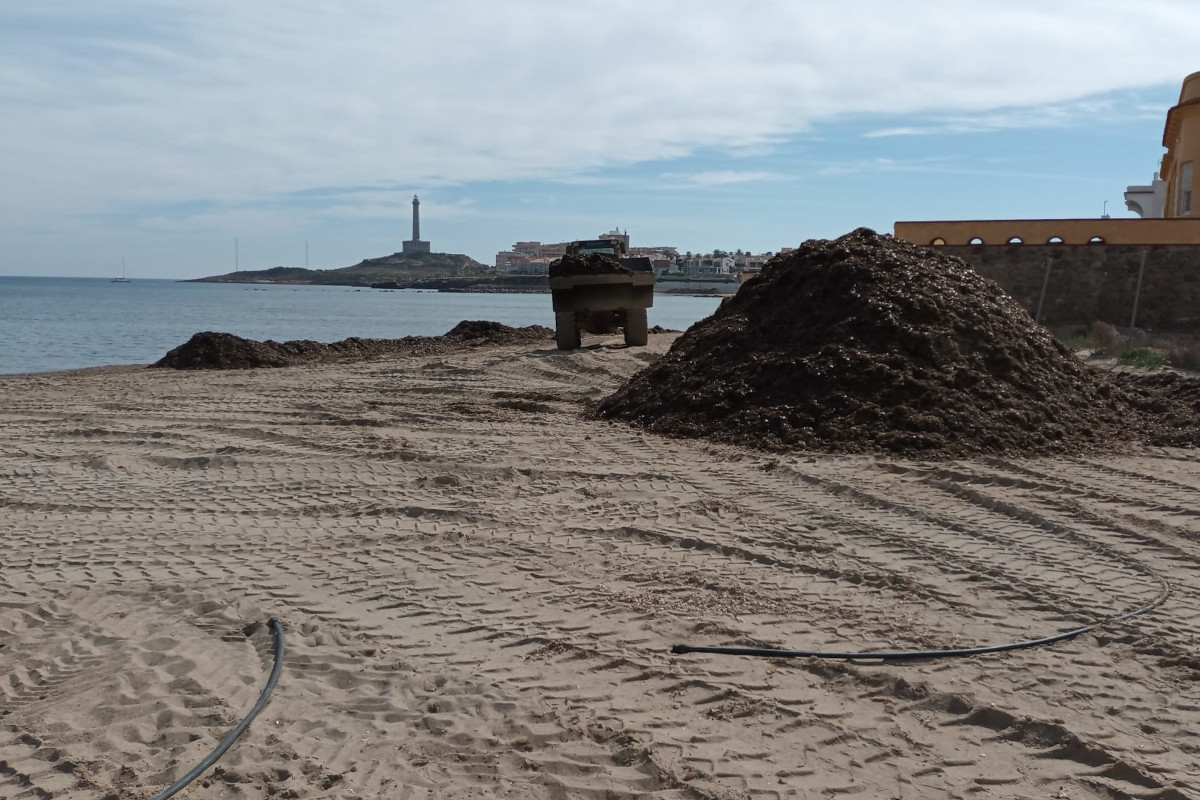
[150,617,285,800]
[672,581,1169,660]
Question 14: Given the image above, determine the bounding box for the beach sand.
[2,333,1198,799]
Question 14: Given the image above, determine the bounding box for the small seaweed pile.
[153,321,553,370]
[597,228,1200,457]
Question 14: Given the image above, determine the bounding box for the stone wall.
[941,244,1200,333]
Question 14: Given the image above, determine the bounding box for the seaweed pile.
[153,321,553,370]
[597,228,1200,457]
[1111,370,1200,448]
[549,253,633,278]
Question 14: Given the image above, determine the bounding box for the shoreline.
[0,362,151,380]
[190,278,738,298]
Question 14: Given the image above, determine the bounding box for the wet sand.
[1,333,1198,798]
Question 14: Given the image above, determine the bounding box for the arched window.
[1006,237,1023,245]
[1089,236,1106,244]
[1047,236,1064,244]
[969,237,984,245]
[930,237,946,246]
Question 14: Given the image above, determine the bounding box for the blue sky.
[1,1,1197,279]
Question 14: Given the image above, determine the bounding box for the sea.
[0,277,724,376]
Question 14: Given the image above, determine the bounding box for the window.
[1180,161,1194,216]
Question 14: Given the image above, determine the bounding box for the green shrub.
[1061,334,1093,351]
[1117,348,1166,369]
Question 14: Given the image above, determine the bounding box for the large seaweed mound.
[153,321,553,370]
[597,228,1154,457]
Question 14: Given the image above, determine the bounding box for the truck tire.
[624,308,649,347]
[555,312,581,350]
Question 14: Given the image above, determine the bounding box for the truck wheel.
[624,308,649,347]
[556,312,581,350]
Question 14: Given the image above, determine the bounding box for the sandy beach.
[2,332,1199,799]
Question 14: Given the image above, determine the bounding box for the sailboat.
[111,256,131,283]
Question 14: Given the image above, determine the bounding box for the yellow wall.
[894,218,1200,246]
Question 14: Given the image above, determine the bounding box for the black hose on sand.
[150,617,285,800]
[672,585,1168,661]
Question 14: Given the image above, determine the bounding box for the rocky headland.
[191,251,490,288]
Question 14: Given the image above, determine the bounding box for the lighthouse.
[402,195,431,254]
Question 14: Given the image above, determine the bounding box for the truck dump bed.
[548,253,655,349]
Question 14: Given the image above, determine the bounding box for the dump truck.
[548,239,655,350]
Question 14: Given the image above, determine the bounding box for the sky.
[2,1,1199,279]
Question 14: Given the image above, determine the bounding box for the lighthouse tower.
[402,195,431,254]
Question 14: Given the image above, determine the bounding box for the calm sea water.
[0,277,723,376]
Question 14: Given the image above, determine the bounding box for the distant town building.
[1124,174,1167,218]
[402,195,431,254]
[495,231,681,275]
[734,252,772,281]
[494,241,567,274]
[628,245,678,261]
[493,230,772,284]
[734,252,771,269]
[598,227,630,253]
[678,254,736,276]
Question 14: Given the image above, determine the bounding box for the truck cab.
[565,239,626,258]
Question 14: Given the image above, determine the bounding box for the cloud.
[817,156,961,176]
[319,195,478,222]
[557,170,784,189]
[660,171,784,187]
[863,127,929,139]
[132,190,477,232]
[862,95,1167,137]
[1,0,1198,229]
[136,206,302,235]
[816,155,1113,185]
